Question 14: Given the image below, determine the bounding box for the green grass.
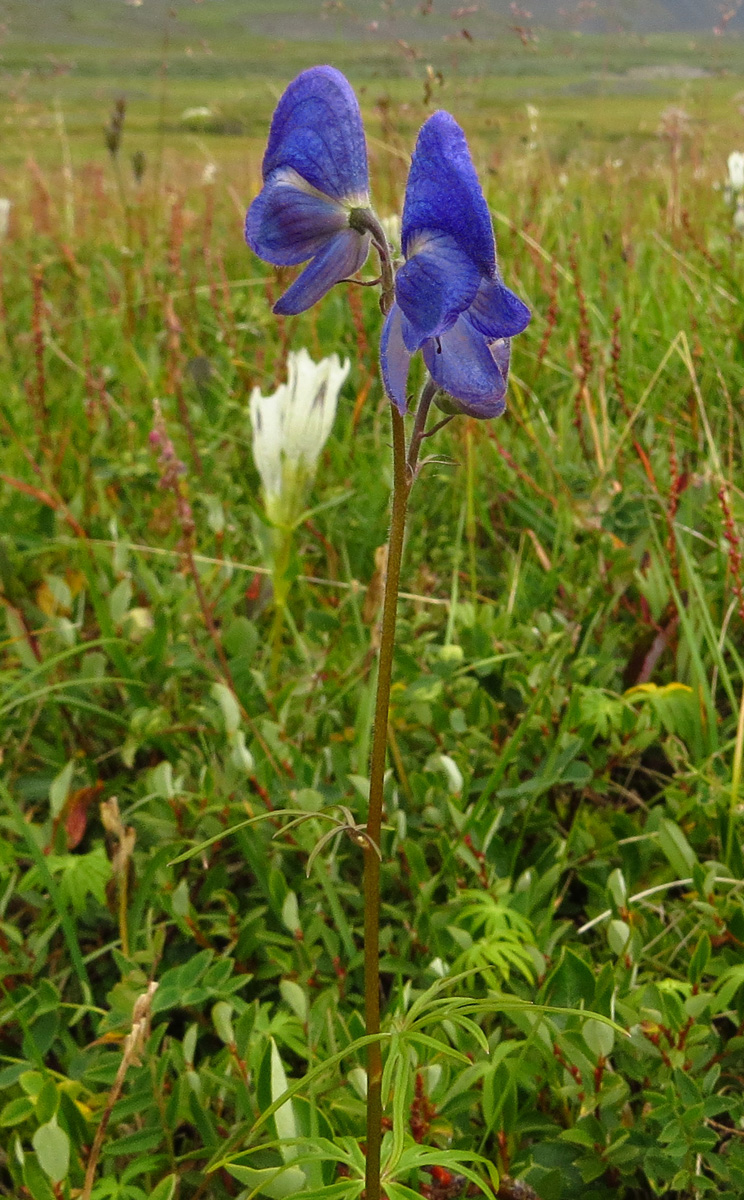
[3,19,744,1200]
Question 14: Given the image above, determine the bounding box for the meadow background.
[3,2,744,1198]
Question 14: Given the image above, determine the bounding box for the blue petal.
[395,232,480,352]
[402,111,495,277]
[245,169,349,266]
[380,304,412,414]
[422,317,511,418]
[273,228,371,316]
[263,66,369,203]
[467,277,531,339]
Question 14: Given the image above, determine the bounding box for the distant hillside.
[1,0,743,46]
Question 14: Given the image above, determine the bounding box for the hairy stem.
[364,403,408,1200]
[364,377,437,1200]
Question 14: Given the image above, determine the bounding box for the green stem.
[465,422,478,603]
[269,527,293,684]
[364,380,437,1200]
[269,603,286,683]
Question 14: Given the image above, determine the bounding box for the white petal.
[249,382,285,507]
[249,349,348,527]
[282,349,349,473]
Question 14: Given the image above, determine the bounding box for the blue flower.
[380,110,531,418]
[245,66,373,316]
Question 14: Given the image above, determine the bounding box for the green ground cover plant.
[3,10,744,1199]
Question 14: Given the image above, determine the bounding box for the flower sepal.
[245,66,373,315]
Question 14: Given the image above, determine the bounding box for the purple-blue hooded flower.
[380,110,531,418]
[245,66,372,316]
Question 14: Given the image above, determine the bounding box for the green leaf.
[715,964,744,1011]
[0,1096,35,1127]
[211,681,242,735]
[22,1155,55,1200]
[560,1127,596,1147]
[270,1038,299,1161]
[53,845,112,913]
[544,948,595,1008]
[212,1000,235,1045]
[149,1175,178,1200]
[20,1072,45,1097]
[49,760,74,818]
[582,1018,614,1059]
[32,1119,70,1183]
[608,919,630,956]
[33,1078,58,1125]
[0,1064,29,1090]
[281,891,301,935]
[100,1128,163,1156]
[576,1151,608,1184]
[689,932,711,986]
[607,868,627,909]
[225,1164,307,1197]
[280,980,308,1023]
[657,818,697,877]
[109,576,133,624]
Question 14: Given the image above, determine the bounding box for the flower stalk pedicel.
[245,67,530,1200]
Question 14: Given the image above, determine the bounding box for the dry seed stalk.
[81,982,158,1200]
[100,797,136,958]
[666,433,683,586]
[163,293,202,473]
[718,484,744,625]
[537,260,559,366]
[568,237,593,461]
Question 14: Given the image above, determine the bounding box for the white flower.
[201,161,217,186]
[729,151,744,192]
[0,198,10,239]
[250,349,349,527]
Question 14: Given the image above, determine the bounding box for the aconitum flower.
[245,66,372,316]
[380,111,530,418]
[250,349,349,528]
